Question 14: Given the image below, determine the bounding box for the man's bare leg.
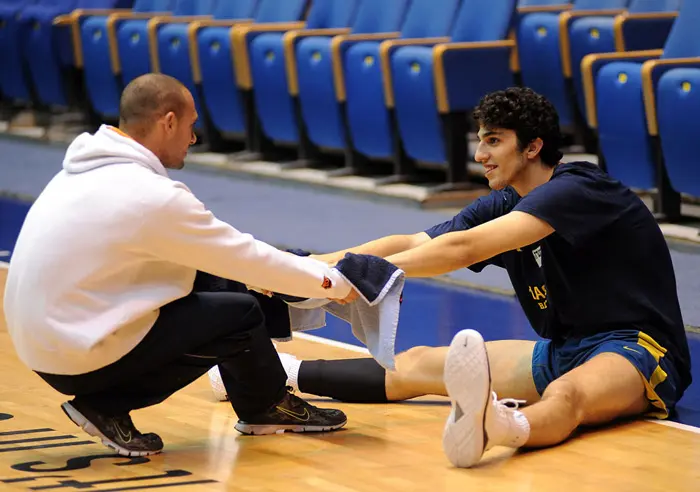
[386,341,540,403]
[210,339,539,404]
[442,329,651,467]
[519,352,648,447]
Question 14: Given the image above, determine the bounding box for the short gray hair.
[118,73,188,136]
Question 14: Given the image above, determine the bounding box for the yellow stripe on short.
[637,332,669,419]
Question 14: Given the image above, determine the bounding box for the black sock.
[297,358,389,403]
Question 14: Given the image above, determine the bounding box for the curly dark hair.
[472,87,564,167]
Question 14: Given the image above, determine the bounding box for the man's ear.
[164,111,176,132]
[526,137,544,159]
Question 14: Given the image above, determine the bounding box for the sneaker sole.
[61,402,162,457]
[234,420,347,436]
[442,329,492,468]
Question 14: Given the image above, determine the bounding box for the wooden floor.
[0,318,698,492]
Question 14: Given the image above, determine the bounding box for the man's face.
[474,127,527,191]
[159,90,198,170]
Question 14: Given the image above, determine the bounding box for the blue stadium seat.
[657,67,700,200]
[23,0,135,110]
[261,0,410,164]
[0,0,39,103]
[517,0,630,135]
[80,0,175,120]
[387,0,518,186]
[149,0,256,134]
[611,0,678,53]
[510,1,575,84]
[0,0,79,104]
[117,0,214,88]
[581,0,700,219]
[341,0,464,173]
[563,0,679,140]
[295,0,460,173]
[237,0,361,157]
[516,0,574,14]
[195,0,309,146]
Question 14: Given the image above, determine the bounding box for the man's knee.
[397,345,433,363]
[542,353,650,426]
[235,295,265,328]
[386,346,448,399]
[209,293,265,336]
[395,346,442,377]
[541,378,585,422]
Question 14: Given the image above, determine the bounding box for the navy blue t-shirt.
[425,162,691,387]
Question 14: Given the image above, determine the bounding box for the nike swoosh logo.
[276,406,310,422]
[113,421,132,443]
[623,346,643,355]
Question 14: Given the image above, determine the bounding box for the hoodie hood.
[62,125,168,177]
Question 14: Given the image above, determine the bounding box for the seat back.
[661,0,700,59]
[133,0,175,11]
[398,0,462,39]
[34,0,74,7]
[171,0,216,16]
[76,0,134,8]
[0,0,37,6]
[349,0,411,35]
[517,0,572,6]
[572,0,629,9]
[252,0,308,23]
[451,0,518,42]
[212,0,257,19]
[304,0,360,29]
[629,0,681,13]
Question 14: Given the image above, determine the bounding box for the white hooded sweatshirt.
[3,125,352,375]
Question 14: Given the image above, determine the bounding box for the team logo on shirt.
[532,246,542,268]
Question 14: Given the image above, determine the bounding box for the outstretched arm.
[384,212,554,277]
[145,185,354,300]
[311,232,431,265]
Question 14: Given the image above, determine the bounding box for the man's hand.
[330,288,360,305]
[310,253,339,266]
[246,285,273,297]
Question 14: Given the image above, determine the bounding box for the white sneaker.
[207,351,301,402]
[442,329,493,467]
[208,365,228,402]
[442,329,530,468]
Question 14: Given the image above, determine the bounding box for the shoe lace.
[485,393,527,451]
[283,386,308,410]
[492,392,526,415]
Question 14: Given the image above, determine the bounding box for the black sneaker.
[234,388,347,435]
[61,400,163,456]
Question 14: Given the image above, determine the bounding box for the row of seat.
[0,0,698,220]
[580,0,700,218]
[516,0,697,219]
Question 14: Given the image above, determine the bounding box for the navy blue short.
[531,330,682,418]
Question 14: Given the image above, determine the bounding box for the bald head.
[118,73,189,137]
[117,73,198,169]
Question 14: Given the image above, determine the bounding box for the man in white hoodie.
[3,74,356,457]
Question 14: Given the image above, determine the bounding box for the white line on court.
[292,331,370,355]
[648,419,700,434]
